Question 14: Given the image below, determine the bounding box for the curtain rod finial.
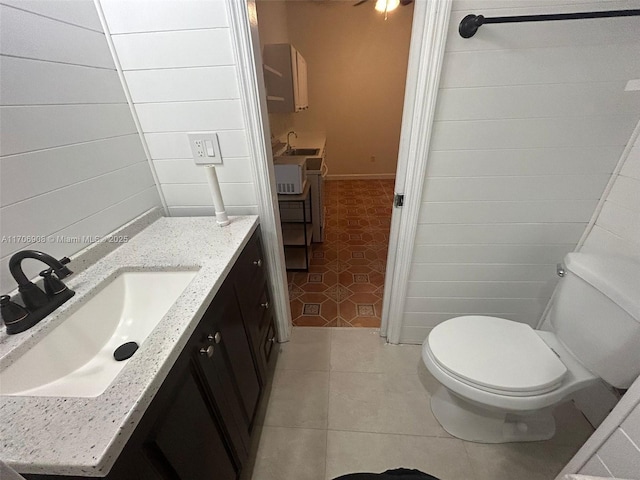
[459,14,484,38]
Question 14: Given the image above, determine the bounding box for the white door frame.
[227,0,292,342]
[381,0,452,343]
[230,0,452,344]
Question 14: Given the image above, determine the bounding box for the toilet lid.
[428,316,567,395]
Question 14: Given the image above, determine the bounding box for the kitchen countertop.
[0,214,259,477]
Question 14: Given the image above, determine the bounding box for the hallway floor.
[287,179,394,327]
[245,328,594,480]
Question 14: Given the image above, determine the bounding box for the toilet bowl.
[422,253,640,443]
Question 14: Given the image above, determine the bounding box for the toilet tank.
[550,253,640,389]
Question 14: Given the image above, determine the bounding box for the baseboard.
[326,173,396,181]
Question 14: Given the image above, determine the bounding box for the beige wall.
[258,0,413,175]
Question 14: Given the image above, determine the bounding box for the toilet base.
[430,386,556,443]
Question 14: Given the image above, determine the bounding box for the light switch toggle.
[188,133,223,165]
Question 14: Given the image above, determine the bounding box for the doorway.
[254,0,414,327]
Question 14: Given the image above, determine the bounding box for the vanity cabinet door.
[152,367,236,480]
[194,280,261,466]
[233,230,278,381]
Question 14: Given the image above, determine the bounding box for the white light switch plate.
[188,133,223,165]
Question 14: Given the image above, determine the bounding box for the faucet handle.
[1,295,29,328]
[60,257,71,265]
[40,269,69,296]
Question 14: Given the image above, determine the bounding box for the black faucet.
[1,250,75,334]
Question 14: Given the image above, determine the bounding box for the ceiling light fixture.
[375,0,399,19]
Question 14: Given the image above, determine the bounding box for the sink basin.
[284,148,320,156]
[0,270,197,398]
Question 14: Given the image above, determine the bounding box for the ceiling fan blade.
[400,0,413,5]
[353,0,369,6]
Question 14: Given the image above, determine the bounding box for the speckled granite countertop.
[0,215,259,477]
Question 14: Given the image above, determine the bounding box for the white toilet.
[422,252,640,443]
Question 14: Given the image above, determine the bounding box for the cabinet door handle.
[200,345,214,358]
[206,332,222,344]
[253,259,262,267]
[261,301,270,310]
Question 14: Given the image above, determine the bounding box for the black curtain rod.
[459,9,640,38]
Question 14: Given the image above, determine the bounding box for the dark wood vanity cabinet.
[25,228,277,480]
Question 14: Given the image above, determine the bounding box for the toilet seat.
[428,316,567,397]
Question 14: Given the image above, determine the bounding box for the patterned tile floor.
[287,179,394,327]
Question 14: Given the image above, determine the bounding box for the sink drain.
[114,342,139,361]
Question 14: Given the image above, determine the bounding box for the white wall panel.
[153,157,253,184]
[161,183,257,208]
[447,1,639,51]
[0,162,154,259]
[620,142,640,179]
[1,135,145,206]
[402,0,640,340]
[167,205,258,217]
[112,29,234,70]
[427,147,621,177]
[594,201,640,245]
[435,83,640,120]
[580,125,640,261]
[431,116,637,150]
[144,131,249,159]
[415,223,586,245]
[404,297,546,318]
[0,4,114,68]
[406,281,554,299]
[440,44,640,88]
[418,200,599,224]
[451,0,635,12]
[0,0,103,30]
[99,0,258,216]
[134,100,244,133]
[412,244,575,264]
[409,263,557,282]
[0,187,159,292]
[0,56,125,105]
[100,0,228,33]
[0,4,161,294]
[124,67,239,103]
[0,104,137,155]
[606,175,640,212]
[422,175,610,201]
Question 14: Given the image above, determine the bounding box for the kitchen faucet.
[286,130,297,152]
[1,250,75,334]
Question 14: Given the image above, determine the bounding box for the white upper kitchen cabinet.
[263,43,308,113]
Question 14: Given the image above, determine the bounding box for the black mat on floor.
[333,468,440,480]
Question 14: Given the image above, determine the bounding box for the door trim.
[226,0,292,342]
[381,0,452,344]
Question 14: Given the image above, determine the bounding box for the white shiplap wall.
[400,0,640,343]
[98,0,257,217]
[581,125,640,259]
[0,1,160,294]
[558,372,640,479]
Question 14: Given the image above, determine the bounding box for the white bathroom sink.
[0,270,197,398]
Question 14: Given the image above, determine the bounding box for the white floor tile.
[250,426,326,480]
[464,442,564,480]
[326,430,474,480]
[263,369,329,429]
[328,371,449,437]
[277,327,332,371]
[331,328,423,374]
